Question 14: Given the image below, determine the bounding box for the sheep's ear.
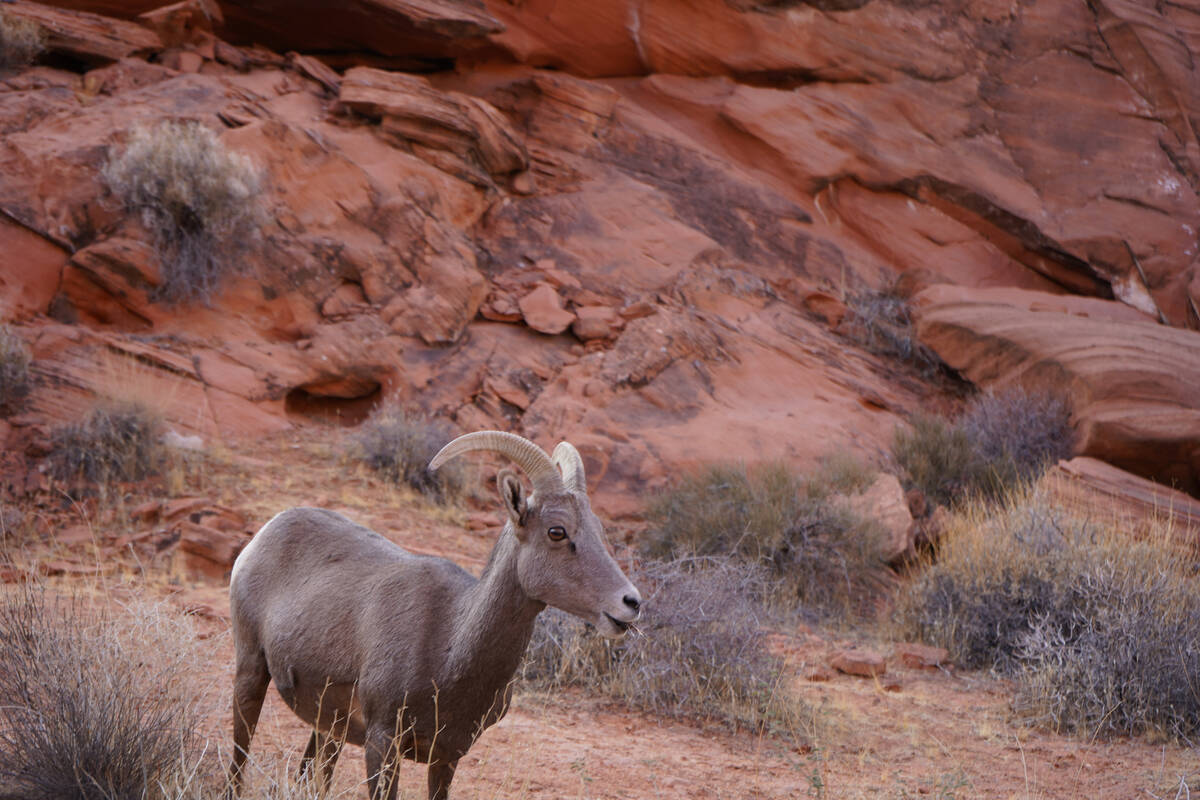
[497,468,528,533]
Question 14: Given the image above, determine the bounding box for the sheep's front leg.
[365,724,402,800]
[427,760,457,800]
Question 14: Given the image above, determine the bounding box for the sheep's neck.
[447,529,543,690]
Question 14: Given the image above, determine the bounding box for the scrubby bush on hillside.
[50,402,163,486]
[102,120,265,304]
[0,325,31,417]
[351,406,463,500]
[894,387,1074,507]
[0,589,201,800]
[523,558,809,737]
[898,495,1200,740]
[0,10,44,72]
[641,460,889,617]
[840,287,942,375]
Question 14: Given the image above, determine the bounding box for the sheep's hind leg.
[299,730,344,792]
[226,647,270,797]
[427,760,457,800]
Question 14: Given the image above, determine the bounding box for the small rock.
[130,500,162,523]
[829,648,886,678]
[177,521,250,579]
[804,665,834,682]
[893,642,950,670]
[803,290,847,327]
[519,284,576,335]
[572,305,620,341]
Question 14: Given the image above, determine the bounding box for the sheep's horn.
[430,431,564,496]
[552,442,587,494]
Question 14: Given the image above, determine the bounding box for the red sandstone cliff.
[2,0,1198,509]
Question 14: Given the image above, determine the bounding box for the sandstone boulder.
[4,2,163,64]
[1047,457,1200,540]
[842,472,915,563]
[830,648,886,678]
[893,642,950,670]
[339,67,527,180]
[915,288,1200,495]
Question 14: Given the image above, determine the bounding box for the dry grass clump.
[0,325,32,417]
[840,287,942,375]
[0,10,44,72]
[102,120,265,304]
[0,587,204,800]
[50,401,164,487]
[351,406,463,500]
[641,461,888,617]
[898,494,1200,740]
[894,387,1074,508]
[522,558,810,738]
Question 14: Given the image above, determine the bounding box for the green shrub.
[641,461,888,617]
[522,558,810,738]
[102,120,264,304]
[0,10,44,72]
[0,325,31,417]
[0,589,201,800]
[894,388,1074,508]
[50,402,163,486]
[352,406,463,500]
[898,496,1200,740]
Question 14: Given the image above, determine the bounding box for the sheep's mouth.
[604,613,631,634]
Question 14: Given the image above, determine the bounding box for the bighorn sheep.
[226,431,642,800]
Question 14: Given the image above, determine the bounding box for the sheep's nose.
[623,594,641,614]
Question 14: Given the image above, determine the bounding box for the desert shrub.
[50,402,163,486]
[840,287,942,375]
[522,558,810,737]
[898,495,1200,740]
[351,406,463,500]
[0,325,31,416]
[0,10,44,72]
[0,588,202,800]
[894,388,1074,508]
[959,388,1074,479]
[892,414,984,508]
[102,120,264,304]
[641,461,888,617]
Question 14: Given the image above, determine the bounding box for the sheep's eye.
[547,526,568,542]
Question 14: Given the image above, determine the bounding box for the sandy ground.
[4,429,1198,799]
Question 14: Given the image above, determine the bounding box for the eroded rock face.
[2,0,1199,511]
[915,288,1200,494]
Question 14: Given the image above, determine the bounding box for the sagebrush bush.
[840,287,942,375]
[0,325,31,416]
[522,558,810,737]
[898,495,1200,740]
[352,406,463,500]
[50,402,163,486]
[102,120,265,304]
[0,588,202,800]
[894,388,1074,508]
[641,461,888,617]
[960,388,1074,478]
[0,10,44,72]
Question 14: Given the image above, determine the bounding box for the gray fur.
[225,437,641,800]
